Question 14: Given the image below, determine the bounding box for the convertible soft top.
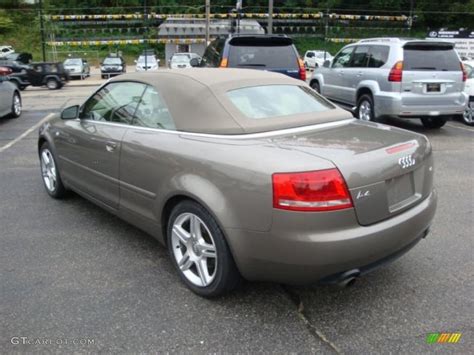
[110,69,350,134]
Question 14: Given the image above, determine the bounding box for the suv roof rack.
[357,38,403,43]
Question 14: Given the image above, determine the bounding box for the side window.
[133,85,176,130]
[332,47,355,68]
[368,46,390,68]
[80,82,146,124]
[349,46,369,68]
[306,52,315,58]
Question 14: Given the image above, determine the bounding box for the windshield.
[64,59,82,66]
[315,52,331,59]
[171,55,190,63]
[227,85,333,119]
[137,56,157,64]
[103,57,121,65]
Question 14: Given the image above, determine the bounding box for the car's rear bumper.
[374,92,468,118]
[225,190,437,285]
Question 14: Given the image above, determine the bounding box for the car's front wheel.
[310,81,321,94]
[39,142,67,198]
[421,117,447,129]
[9,92,21,118]
[167,200,241,297]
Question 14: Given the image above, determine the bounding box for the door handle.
[105,141,118,152]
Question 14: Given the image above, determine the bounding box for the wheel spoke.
[197,241,216,259]
[177,252,193,271]
[41,151,50,165]
[195,258,210,286]
[190,215,201,240]
[172,224,190,244]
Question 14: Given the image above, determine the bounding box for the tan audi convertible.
[38,69,437,297]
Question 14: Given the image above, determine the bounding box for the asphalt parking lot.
[0,84,473,353]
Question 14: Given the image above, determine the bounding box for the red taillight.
[388,61,403,82]
[298,58,306,81]
[461,62,467,82]
[272,169,353,212]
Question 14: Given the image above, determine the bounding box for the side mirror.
[61,105,79,120]
[323,60,331,68]
[190,58,200,67]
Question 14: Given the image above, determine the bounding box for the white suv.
[304,50,333,69]
[310,38,468,128]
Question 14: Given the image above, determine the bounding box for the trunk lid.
[271,121,434,225]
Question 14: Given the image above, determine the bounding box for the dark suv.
[100,54,126,79]
[197,35,305,81]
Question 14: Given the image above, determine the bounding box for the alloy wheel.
[358,100,372,121]
[41,149,57,192]
[463,107,473,125]
[171,212,217,287]
[13,94,21,116]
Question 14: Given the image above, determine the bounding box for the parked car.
[196,35,306,81]
[63,57,90,79]
[135,54,159,72]
[9,62,69,90]
[461,63,473,126]
[168,52,201,69]
[38,69,436,297]
[310,38,468,129]
[0,45,14,59]
[0,76,21,118]
[304,50,333,69]
[101,54,126,78]
[4,52,32,64]
[0,59,29,74]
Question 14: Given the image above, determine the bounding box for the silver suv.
[310,38,468,128]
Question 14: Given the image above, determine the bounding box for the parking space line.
[446,123,474,132]
[0,113,54,154]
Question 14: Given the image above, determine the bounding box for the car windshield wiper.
[237,63,267,67]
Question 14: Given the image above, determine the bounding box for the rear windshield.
[403,46,460,71]
[227,85,333,119]
[228,39,298,69]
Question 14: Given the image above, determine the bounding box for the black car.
[100,54,126,79]
[196,35,306,81]
[8,62,69,90]
[0,59,29,74]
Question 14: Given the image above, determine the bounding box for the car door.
[119,84,177,224]
[55,81,147,209]
[343,45,370,105]
[323,46,355,101]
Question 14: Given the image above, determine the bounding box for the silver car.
[63,58,90,80]
[38,69,436,297]
[0,76,21,119]
[310,38,468,129]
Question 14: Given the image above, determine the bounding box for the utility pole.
[205,0,210,45]
[236,0,242,34]
[144,0,148,71]
[268,0,273,34]
[38,0,46,61]
[408,0,414,33]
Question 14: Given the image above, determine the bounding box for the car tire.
[167,200,242,298]
[39,142,67,199]
[9,91,21,118]
[356,94,375,122]
[310,81,321,94]
[421,117,447,129]
[46,78,59,90]
[461,107,474,126]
